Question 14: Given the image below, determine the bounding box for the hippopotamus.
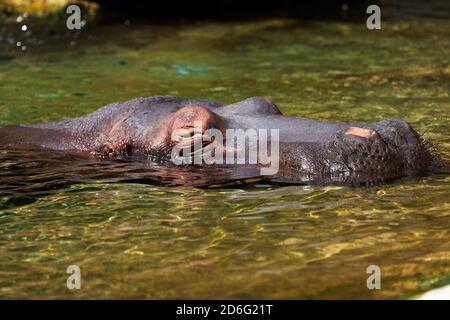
[0,96,443,186]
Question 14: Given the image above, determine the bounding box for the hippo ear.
[221,96,283,116]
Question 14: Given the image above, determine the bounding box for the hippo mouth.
[325,129,412,186]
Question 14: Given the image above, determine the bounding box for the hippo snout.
[325,120,433,185]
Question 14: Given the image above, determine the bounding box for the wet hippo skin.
[0,96,444,186]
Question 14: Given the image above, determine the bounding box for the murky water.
[0,19,449,299]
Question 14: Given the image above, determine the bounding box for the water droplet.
[16,41,21,47]
[16,16,23,23]
[21,45,26,51]
[21,25,27,31]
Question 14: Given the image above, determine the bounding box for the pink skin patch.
[345,127,377,138]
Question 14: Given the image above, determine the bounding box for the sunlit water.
[0,19,449,299]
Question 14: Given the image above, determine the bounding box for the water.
[0,19,449,299]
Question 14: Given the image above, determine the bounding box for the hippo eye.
[186,127,195,137]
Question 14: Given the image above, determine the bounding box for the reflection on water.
[0,19,449,298]
[0,148,268,210]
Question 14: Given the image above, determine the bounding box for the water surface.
[0,19,449,299]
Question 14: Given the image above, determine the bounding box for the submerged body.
[0,96,439,186]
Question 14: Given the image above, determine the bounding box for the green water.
[0,19,449,299]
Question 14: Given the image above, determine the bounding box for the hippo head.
[1,96,442,187]
[132,97,438,186]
